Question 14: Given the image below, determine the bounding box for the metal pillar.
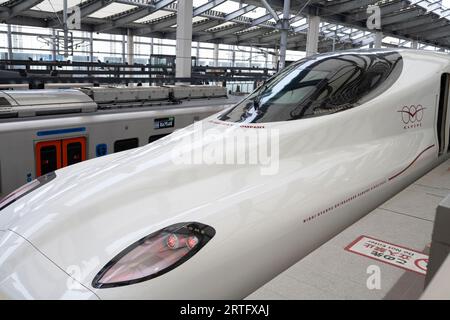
[122,35,126,63]
[213,43,219,67]
[412,40,419,49]
[261,0,280,22]
[196,41,200,62]
[149,37,153,57]
[127,29,134,65]
[89,31,94,62]
[232,47,236,67]
[272,49,279,71]
[332,30,337,52]
[7,24,13,60]
[374,31,383,49]
[63,0,69,58]
[51,29,57,60]
[175,0,193,83]
[279,0,290,70]
[264,51,268,69]
[306,15,320,57]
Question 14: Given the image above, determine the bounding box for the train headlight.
[0,172,56,211]
[92,222,215,288]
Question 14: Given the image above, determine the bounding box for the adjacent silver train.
[0,49,449,299]
[0,85,236,196]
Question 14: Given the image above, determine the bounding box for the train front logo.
[398,105,425,129]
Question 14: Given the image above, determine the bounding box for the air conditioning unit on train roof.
[163,85,227,99]
[0,89,97,118]
[163,85,192,99]
[81,86,170,103]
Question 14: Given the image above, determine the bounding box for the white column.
[127,29,134,65]
[213,43,219,67]
[374,31,383,49]
[306,15,320,57]
[89,31,94,62]
[7,24,13,60]
[63,0,69,59]
[278,0,290,69]
[412,40,418,49]
[175,0,193,83]
[232,46,236,67]
[122,34,126,63]
[149,37,153,56]
[272,49,279,71]
[196,41,200,62]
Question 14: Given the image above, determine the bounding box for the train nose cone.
[0,230,98,300]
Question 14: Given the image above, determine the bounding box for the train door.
[62,137,86,167]
[36,140,62,176]
[437,74,450,155]
[36,137,86,177]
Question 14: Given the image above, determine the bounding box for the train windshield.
[219,50,403,123]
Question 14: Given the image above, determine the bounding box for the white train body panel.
[0,50,449,299]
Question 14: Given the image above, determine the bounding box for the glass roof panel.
[242,6,267,19]
[193,0,209,7]
[31,0,90,12]
[134,10,173,23]
[213,1,240,13]
[193,16,208,23]
[207,21,235,31]
[88,3,137,19]
[291,18,307,27]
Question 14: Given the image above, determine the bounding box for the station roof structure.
[1,0,450,52]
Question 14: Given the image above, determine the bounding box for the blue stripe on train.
[37,127,86,136]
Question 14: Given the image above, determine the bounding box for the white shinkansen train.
[0,49,449,299]
[0,85,235,197]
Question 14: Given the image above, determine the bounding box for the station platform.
[247,159,450,300]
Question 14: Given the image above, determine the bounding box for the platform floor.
[246,159,450,300]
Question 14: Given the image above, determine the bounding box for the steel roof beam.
[80,0,114,19]
[251,13,272,26]
[381,9,424,25]
[237,28,270,41]
[193,0,227,16]
[346,1,408,22]
[416,24,450,39]
[395,17,448,35]
[196,24,248,42]
[320,0,379,15]
[114,0,154,7]
[134,13,177,35]
[95,0,175,32]
[0,0,43,20]
[260,0,280,22]
[224,5,256,22]
[192,19,222,33]
[385,14,437,32]
[48,0,114,28]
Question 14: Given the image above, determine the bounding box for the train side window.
[220,51,403,123]
[36,140,62,177]
[438,73,450,154]
[149,134,169,144]
[62,137,86,167]
[114,138,139,153]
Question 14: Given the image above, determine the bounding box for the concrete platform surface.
[246,159,450,300]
